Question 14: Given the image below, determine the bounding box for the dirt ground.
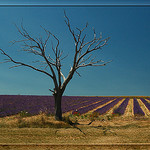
[0,116,150,149]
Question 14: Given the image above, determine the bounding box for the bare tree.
[0,11,111,121]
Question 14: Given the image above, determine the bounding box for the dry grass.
[0,114,150,141]
[0,113,70,128]
[0,144,149,150]
[0,112,150,150]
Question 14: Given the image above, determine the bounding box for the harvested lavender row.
[113,98,130,115]
[94,97,123,114]
[146,98,150,101]
[62,97,106,113]
[72,97,116,114]
[140,98,150,111]
[133,98,145,116]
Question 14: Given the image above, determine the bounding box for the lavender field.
[0,95,150,117]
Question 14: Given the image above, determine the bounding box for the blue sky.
[0,0,150,5]
[0,2,150,96]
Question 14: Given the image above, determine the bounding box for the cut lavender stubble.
[113,98,130,115]
[72,97,116,115]
[94,97,123,114]
[140,98,150,111]
[133,98,145,116]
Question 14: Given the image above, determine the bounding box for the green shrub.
[106,115,112,120]
[19,111,31,118]
[72,111,81,116]
[89,112,100,121]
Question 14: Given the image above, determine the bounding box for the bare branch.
[88,37,110,52]
[64,10,77,43]
[9,64,22,69]
[22,48,42,56]
[77,60,112,68]
[78,54,93,66]
[49,88,54,93]
[75,37,110,68]
[60,11,111,93]
[40,26,65,88]
[0,49,53,78]
[14,24,60,89]
[92,27,96,40]
[48,55,56,64]
[0,60,11,64]
[9,39,29,46]
[60,71,66,81]
[75,70,81,77]
[60,54,68,61]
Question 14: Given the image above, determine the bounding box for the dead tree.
[0,11,111,121]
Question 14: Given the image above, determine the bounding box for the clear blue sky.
[0,1,150,96]
[0,0,150,5]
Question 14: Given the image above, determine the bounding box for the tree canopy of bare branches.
[0,11,111,120]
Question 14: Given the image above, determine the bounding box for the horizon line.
[0,95,149,97]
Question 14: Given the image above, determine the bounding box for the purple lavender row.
[0,95,88,116]
[94,97,123,114]
[62,96,96,107]
[0,95,90,116]
[113,98,130,115]
[62,97,106,113]
[62,97,107,113]
[0,95,54,107]
[140,98,150,111]
[0,95,108,117]
[133,98,145,116]
[72,97,116,114]
[62,96,96,112]
[146,98,150,101]
[0,95,99,107]
[0,95,55,117]
[0,95,101,117]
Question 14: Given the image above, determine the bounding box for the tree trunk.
[53,92,63,121]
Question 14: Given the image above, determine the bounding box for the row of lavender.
[0,95,110,117]
[113,98,150,116]
[113,98,130,115]
[0,95,150,117]
[74,97,150,116]
[133,98,145,115]
[0,95,54,117]
[72,97,117,114]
